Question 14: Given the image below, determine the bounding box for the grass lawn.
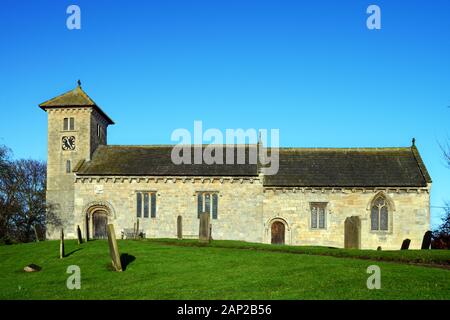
[0,239,449,300]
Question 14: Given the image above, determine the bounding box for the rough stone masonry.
[40,84,432,250]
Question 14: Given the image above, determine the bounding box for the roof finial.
[77,79,81,87]
[412,137,416,146]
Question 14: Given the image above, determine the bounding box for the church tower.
[39,82,114,239]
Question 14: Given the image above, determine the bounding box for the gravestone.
[421,231,432,249]
[106,224,123,272]
[400,238,411,250]
[177,216,182,240]
[377,246,382,251]
[32,225,39,242]
[60,229,65,259]
[344,216,361,249]
[77,225,83,245]
[24,264,41,272]
[199,212,210,243]
[135,219,140,239]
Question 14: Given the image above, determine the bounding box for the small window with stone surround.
[66,160,71,173]
[136,191,157,218]
[310,202,327,229]
[197,192,218,219]
[63,117,75,131]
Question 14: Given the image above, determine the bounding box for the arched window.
[371,196,389,231]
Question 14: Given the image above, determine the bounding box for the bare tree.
[433,203,450,249]
[0,145,50,243]
[0,145,19,242]
[9,159,47,242]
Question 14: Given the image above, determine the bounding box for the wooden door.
[93,211,108,239]
[271,221,285,245]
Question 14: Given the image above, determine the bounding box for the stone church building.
[40,84,432,250]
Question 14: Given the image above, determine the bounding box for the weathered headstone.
[85,216,90,241]
[400,238,411,250]
[60,229,65,259]
[24,264,41,272]
[106,224,123,272]
[377,246,382,251]
[135,219,140,239]
[421,231,432,250]
[344,216,361,249]
[32,225,39,242]
[77,225,83,245]
[199,212,210,243]
[177,216,182,240]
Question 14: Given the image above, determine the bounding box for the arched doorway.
[83,201,115,240]
[271,221,285,244]
[93,210,108,239]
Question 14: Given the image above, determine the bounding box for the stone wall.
[262,186,430,250]
[45,107,109,239]
[68,176,430,250]
[73,176,264,242]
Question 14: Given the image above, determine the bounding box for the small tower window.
[66,160,71,173]
[63,117,75,131]
[97,124,101,138]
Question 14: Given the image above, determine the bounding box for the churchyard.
[0,237,449,300]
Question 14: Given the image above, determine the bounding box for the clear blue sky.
[0,0,449,228]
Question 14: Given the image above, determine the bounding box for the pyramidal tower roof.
[39,81,114,124]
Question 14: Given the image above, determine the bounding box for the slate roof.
[76,145,258,177]
[39,85,114,124]
[75,144,431,187]
[263,146,431,187]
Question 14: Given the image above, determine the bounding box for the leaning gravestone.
[421,231,432,249]
[106,224,123,272]
[199,212,210,243]
[400,238,411,250]
[60,229,65,259]
[177,216,182,240]
[77,225,83,245]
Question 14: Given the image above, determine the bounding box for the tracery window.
[371,196,389,231]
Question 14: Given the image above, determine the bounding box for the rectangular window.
[143,193,149,218]
[66,160,71,173]
[197,193,203,218]
[151,193,156,218]
[136,193,142,218]
[311,203,327,229]
[136,192,156,219]
[97,124,101,138]
[63,118,75,131]
[197,192,218,219]
[212,194,218,219]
